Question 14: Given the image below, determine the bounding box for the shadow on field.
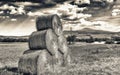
[0,67,18,75]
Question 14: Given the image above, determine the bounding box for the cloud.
[11,18,17,21]
[112,9,120,16]
[0,4,26,15]
[27,11,44,16]
[63,18,120,32]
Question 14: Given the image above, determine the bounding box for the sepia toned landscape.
[0,0,120,75]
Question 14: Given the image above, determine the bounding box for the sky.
[0,1,120,36]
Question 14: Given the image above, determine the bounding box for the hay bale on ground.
[54,49,64,67]
[58,35,68,56]
[18,50,55,75]
[29,29,58,55]
[23,49,62,66]
[36,14,63,36]
[23,49,63,66]
[63,50,71,66]
[58,35,71,66]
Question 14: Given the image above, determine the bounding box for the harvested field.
[0,43,28,68]
[0,42,120,75]
[0,42,28,75]
[0,0,120,75]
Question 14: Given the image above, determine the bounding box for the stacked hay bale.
[18,50,54,75]
[36,14,71,66]
[18,14,70,75]
[58,35,71,66]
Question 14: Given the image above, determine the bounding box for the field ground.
[0,42,120,75]
[0,42,28,75]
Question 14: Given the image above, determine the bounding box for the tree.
[67,35,76,45]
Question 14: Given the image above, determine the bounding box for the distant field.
[0,42,120,75]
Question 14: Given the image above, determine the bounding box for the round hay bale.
[63,50,71,66]
[58,35,68,56]
[23,49,62,66]
[29,29,58,55]
[50,50,63,74]
[56,50,63,66]
[18,50,55,75]
[36,14,63,36]
[58,35,71,66]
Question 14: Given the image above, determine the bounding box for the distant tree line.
[67,35,76,44]
[0,36,28,42]
[66,35,120,44]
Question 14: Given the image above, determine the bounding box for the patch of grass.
[63,44,120,75]
[0,43,28,68]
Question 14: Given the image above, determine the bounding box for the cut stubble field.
[0,43,28,68]
[0,42,120,75]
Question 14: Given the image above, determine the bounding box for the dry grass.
[0,43,120,75]
[64,44,120,75]
[0,42,28,69]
